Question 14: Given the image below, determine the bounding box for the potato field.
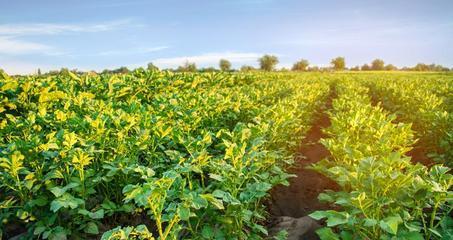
[0,70,451,240]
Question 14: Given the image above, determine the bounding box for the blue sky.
[1,0,452,74]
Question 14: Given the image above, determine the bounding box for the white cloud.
[96,46,169,56]
[280,21,453,48]
[0,19,133,36]
[0,58,46,75]
[0,19,138,56]
[152,52,262,68]
[0,51,267,74]
[0,37,51,54]
[143,46,170,53]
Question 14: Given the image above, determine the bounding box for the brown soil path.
[266,95,339,238]
[407,146,434,167]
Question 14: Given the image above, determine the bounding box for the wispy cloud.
[0,57,47,75]
[0,19,133,36]
[0,19,137,55]
[0,37,51,54]
[47,46,169,58]
[96,46,169,56]
[152,52,262,68]
[280,21,453,48]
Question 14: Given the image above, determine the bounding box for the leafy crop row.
[0,70,329,239]
[364,73,453,167]
[310,80,452,239]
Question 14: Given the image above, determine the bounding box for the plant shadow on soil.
[266,95,339,240]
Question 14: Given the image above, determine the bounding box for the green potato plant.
[0,70,330,239]
[310,80,452,239]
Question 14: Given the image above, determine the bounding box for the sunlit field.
[1,69,451,239]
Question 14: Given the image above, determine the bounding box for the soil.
[266,95,339,239]
[407,145,435,167]
[2,223,26,240]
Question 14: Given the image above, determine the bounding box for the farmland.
[0,70,452,240]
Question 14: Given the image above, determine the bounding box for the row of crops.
[310,78,452,239]
[365,74,453,167]
[0,70,452,239]
[0,70,330,239]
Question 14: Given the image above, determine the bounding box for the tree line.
[148,55,451,73]
[25,55,452,76]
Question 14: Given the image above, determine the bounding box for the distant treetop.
[331,57,346,70]
[259,55,279,71]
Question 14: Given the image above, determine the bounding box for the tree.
[412,63,449,71]
[177,61,197,72]
[292,59,309,71]
[219,59,231,71]
[240,65,255,72]
[384,64,398,71]
[308,66,320,72]
[350,66,360,71]
[361,64,371,71]
[331,57,345,70]
[147,62,159,71]
[117,67,129,74]
[37,68,42,75]
[258,55,279,71]
[429,64,449,71]
[199,67,217,72]
[413,63,429,71]
[371,59,385,70]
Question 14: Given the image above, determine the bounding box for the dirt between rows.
[266,95,339,239]
[407,145,435,167]
[265,93,436,240]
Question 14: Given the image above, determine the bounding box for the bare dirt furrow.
[267,94,338,239]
